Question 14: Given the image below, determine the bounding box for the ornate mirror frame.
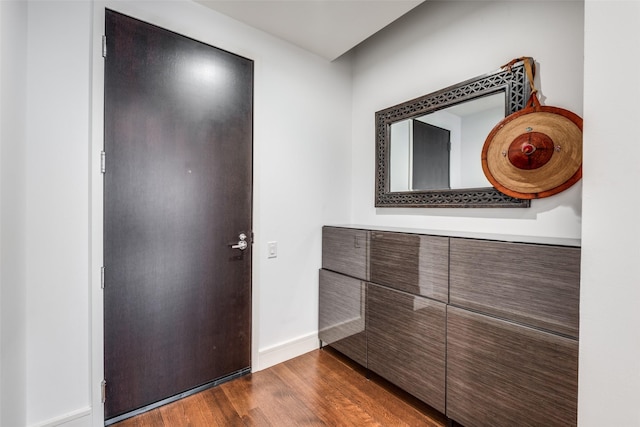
[375,60,532,208]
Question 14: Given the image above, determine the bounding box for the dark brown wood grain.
[113,348,448,427]
[318,269,366,366]
[449,237,580,338]
[322,226,369,281]
[367,283,447,413]
[103,10,253,420]
[370,232,449,303]
[446,306,578,427]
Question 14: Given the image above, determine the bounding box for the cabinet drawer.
[367,283,446,413]
[450,238,580,338]
[318,269,366,366]
[370,231,449,303]
[447,306,578,427]
[322,227,369,281]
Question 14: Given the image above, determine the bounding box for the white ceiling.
[194,0,425,61]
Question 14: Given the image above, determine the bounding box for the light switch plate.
[267,241,277,258]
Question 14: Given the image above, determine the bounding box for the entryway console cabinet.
[319,226,580,427]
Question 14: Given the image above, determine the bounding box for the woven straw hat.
[481,59,582,199]
[481,100,582,199]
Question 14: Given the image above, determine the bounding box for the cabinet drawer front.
[322,227,369,281]
[367,283,446,413]
[450,238,580,337]
[447,306,578,427]
[370,231,449,303]
[318,269,366,366]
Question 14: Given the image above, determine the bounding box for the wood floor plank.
[177,392,215,426]
[243,407,273,427]
[112,348,447,426]
[219,374,258,418]
[270,358,380,427]
[308,349,446,427]
[197,386,246,426]
[158,399,188,426]
[291,351,408,426]
[112,406,164,427]
[267,351,378,426]
[240,367,326,426]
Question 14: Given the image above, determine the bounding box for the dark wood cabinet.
[318,269,366,366]
[367,283,446,413]
[322,226,369,281]
[370,231,449,303]
[319,226,581,427]
[447,237,580,426]
[450,238,580,338]
[446,306,578,427]
[320,226,370,366]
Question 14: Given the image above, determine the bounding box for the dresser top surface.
[326,224,581,248]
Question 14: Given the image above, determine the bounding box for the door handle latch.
[230,233,248,251]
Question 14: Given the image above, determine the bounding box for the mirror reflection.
[389,92,505,192]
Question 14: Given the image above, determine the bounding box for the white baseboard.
[29,406,92,427]
[255,332,319,372]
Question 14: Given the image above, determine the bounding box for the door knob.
[230,233,248,251]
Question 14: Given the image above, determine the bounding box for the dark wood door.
[103,9,253,422]
[412,120,450,190]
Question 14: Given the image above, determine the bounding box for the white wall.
[460,106,502,188]
[389,119,411,192]
[350,1,584,239]
[25,1,93,425]
[16,0,353,425]
[579,1,640,424]
[0,1,28,426]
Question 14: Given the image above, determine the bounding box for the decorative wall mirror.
[375,60,533,208]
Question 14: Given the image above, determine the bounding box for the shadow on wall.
[375,180,582,220]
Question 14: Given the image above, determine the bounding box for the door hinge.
[101,379,107,403]
[102,35,107,58]
[100,266,105,289]
[101,151,106,173]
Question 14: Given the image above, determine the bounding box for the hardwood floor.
[113,347,448,426]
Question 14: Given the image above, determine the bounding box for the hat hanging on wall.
[481,57,583,199]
